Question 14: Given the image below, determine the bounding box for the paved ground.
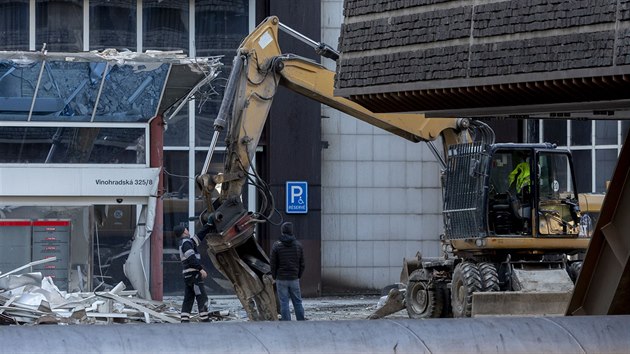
[164,295,409,322]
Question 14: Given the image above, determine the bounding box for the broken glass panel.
[0,60,41,121]
[94,62,169,122]
[32,61,101,122]
[0,126,146,164]
[0,58,170,122]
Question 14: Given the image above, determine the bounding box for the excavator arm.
[195,16,470,321]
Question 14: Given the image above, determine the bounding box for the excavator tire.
[478,262,500,291]
[405,280,443,319]
[451,262,482,318]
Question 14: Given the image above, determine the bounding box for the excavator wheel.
[478,262,500,291]
[405,280,443,318]
[451,262,482,318]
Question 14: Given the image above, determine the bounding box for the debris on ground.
[0,260,233,325]
[2,261,406,325]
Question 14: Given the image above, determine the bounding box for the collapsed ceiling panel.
[334,0,630,117]
[0,50,221,122]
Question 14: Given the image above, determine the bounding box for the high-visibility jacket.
[508,161,530,193]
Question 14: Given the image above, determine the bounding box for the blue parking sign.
[286,181,308,214]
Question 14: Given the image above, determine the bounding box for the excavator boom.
[196,16,469,321]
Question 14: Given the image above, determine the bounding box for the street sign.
[286,181,308,214]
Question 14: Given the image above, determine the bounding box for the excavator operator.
[508,152,531,194]
[507,151,533,233]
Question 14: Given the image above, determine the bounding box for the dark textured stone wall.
[336,0,630,112]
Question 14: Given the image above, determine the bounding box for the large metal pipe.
[2,316,629,353]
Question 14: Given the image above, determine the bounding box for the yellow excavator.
[194,16,611,320]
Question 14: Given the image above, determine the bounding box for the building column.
[150,115,165,300]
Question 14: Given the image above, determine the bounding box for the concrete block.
[338,187,358,213]
[381,187,403,214]
[322,240,342,267]
[355,135,374,161]
[338,161,358,187]
[339,115,357,134]
[421,164,440,187]
[356,188,374,214]
[404,162,423,188]
[372,241,389,267]
[339,134,358,160]
[321,186,340,211]
[355,119,375,135]
[338,214,358,240]
[356,162,374,187]
[321,214,341,241]
[420,188,442,214]
[372,161,390,186]
[404,188,423,213]
[356,214,376,241]
[321,160,342,186]
[338,242,358,267]
[356,241,374,267]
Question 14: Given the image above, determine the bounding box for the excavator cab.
[427,143,590,318]
[486,146,580,238]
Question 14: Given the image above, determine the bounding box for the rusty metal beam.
[567,132,630,315]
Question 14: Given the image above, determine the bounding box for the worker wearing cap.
[175,224,209,323]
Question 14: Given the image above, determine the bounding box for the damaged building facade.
[0,0,333,299]
[11,0,622,300]
[0,0,242,299]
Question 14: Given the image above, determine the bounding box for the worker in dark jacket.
[270,222,305,321]
[176,224,209,323]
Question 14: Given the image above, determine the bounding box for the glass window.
[571,150,592,193]
[195,0,249,57]
[595,149,617,193]
[195,85,227,147]
[94,62,170,122]
[596,120,617,145]
[543,120,567,146]
[0,59,169,123]
[36,0,83,52]
[570,120,591,146]
[164,104,189,147]
[0,126,146,164]
[32,61,101,122]
[0,1,29,50]
[89,1,136,51]
[143,0,188,54]
[537,152,579,236]
[163,151,189,200]
[0,61,41,121]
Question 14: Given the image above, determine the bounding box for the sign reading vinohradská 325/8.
[286,181,307,214]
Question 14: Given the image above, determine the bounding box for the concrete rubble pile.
[0,258,231,326]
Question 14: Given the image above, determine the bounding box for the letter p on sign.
[286,181,308,214]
